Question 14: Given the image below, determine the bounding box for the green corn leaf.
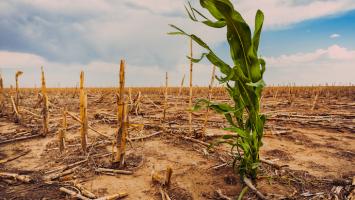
[187,53,208,63]
[233,65,250,82]
[191,7,208,20]
[216,69,234,83]
[209,138,235,149]
[169,24,232,76]
[224,127,248,138]
[246,79,265,88]
[189,6,227,28]
[252,10,264,53]
[167,32,184,35]
[202,20,227,28]
[185,2,197,21]
[259,58,266,76]
[188,2,197,19]
[225,113,236,127]
[193,98,235,114]
[185,6,197,21]
[200,0,230,21]
[221,134,238,139]
[251,162,260,169]
[213,1,252,77]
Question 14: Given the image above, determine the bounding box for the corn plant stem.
[311,91,319,110]
[243,177,267,200]
[169,2,267,179]
[175,74,185,108]
[117,60,125,122]
[164,166,173,187]
[41,67,49,136]
[59,108,67,153]
[128,87,133,108]
[188,38,193,135]
[10,95,20,121]
[114,60,128,166]
[203,65,216,135]
[79,71,88,152]
[15,77,19,112]
[163,72,168,122]
[237,186,249,200]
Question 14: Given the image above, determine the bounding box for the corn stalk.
[79,71,88,152]
[113,60,128,166]
[163,72,168,122]
[15,71,23,113]
[169,0,266,179]
[10,95,20,122]
[128,87,133,110]
[188,38,193,135]
[202,65,216,135]
[59,108,67,153]
[133,91,142,115]
[41,67,49,136]
[175,74,185,108]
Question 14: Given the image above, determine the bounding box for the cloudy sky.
[0,0,355,87]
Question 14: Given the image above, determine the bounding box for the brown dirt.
[0,86,354,199]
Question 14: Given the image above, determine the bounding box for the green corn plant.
[169,0,266,179]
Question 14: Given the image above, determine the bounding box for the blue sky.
[261,10,355,56]
[0,0,354,87]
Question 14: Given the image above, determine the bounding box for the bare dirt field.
[0,86,354,199]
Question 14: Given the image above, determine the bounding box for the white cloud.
[16,0,111,15]
[1,1,354,87]
[330,33,341,39]
[2,45,354,88]
[0,51,46,67]
[234,0,355,29]
[0,51,215,88]
[264,45,355,85]
[267,45,355,64]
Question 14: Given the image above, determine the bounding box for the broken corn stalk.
[15,71,23,113]
[79,71,88,152]
[59,108,67,153]
[113,60,128,166]
[41,67,49,136]
[202,65,216,136]
[163,72,168,122]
